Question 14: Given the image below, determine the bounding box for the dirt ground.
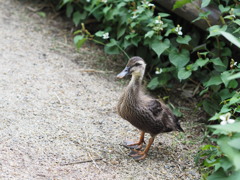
[0,0,203,179]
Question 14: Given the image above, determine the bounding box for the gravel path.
[0,1,201,179]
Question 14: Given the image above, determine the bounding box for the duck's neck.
[127,74,143,94]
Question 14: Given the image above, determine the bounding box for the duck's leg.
[129,136,155,160]
[123,131,145,150]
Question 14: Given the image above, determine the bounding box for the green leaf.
[228,72,240,81]
[229,93,240,105]
[208,168,240,180]
[158,13,170,17]
[151,39,170,58]
[173,0,192,10]
[228,80,238,89]
[37,12,46,18]
[131,36,141,47]
[218,89,235,101]
[148,74,171,89]
[221,71,233,87]
[73,35,87,49]
[147,77,159,90]
[200,87,209,96]
[63,0,72,4]
[220,157,232,172]
[73,11,87,26]
[204,75,222,87]
[218,4,230,13]
[209,122,240,133]
[104,39,120,55]
[95,31,105,37]
[196,58,209,67]
[60,0,73,7]
[220,31,240,48]
[176,35,191,45]
[220,105,231,113]
[210,58,226,67]
[169,49,190,69]
[178,68,192,80]
[66,3,73,18]
[202,99,220,115]
[228,138,240,150]
[145,31,155,39]
[192,11,210,22]
[207,25,227,38]
[201,0,210,8]
[218,136,240,170]
[233,19,240,26]
[117,25,126,39]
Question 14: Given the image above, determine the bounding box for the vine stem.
[114,42,130,59]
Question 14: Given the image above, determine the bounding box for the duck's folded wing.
[147,99,163,117]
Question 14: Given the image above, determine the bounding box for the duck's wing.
[147,99,184,132]
[147,99,163,117]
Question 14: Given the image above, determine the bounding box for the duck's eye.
[134,63,141,66]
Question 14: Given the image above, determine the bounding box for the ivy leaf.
[196,58,209,67]
[176,35,191,45]
[145,31,155,39]
[228,138,240,150]
[218,89,235,101]
[220,31,240,48]
[151,39,170,58]
[117,25,126,39]
[218,4,230,13]
[173,0,192,10]
[178,68,192,80]
[209,122,240,133]
[221,71,233,87]
[104,39,120,55]
[73,35,87,49]
[147,77,159,90]
[95,31,105,37]
[228,72,240,81]
[37,12,46,18]
[192,11,210,23]
[208,168,240,180]
[169,49,190,69]
[210,57,226,67]
[207,25,227,38]
[73,11,87,26]
[201,0,211,8]
[66,3,73,18]
[218,136,240,170]
[204,75,222,87]
[202,99,220,115]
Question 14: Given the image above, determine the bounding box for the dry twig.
[79,69,113,74]
[60,158,103,166]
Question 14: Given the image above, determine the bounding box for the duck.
[117,56,184,160]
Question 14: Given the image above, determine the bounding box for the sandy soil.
[0,0,202,179]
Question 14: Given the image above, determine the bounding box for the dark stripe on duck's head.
[127,56,146,68]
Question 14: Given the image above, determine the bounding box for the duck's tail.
[176,117,184,132]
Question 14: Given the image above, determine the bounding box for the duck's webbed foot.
[122,131,145,150]
[122,140,144,150]
[128,136,155,161]
[129,149,147,160]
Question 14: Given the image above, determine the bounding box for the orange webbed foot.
[129,149,147,160]
[122,140,145,150]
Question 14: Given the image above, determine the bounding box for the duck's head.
[117,56,146,79]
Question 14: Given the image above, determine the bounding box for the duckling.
[117,56,184,160]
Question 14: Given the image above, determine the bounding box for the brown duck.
[117,56,184,160]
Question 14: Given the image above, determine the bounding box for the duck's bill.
[117,66,130,79]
